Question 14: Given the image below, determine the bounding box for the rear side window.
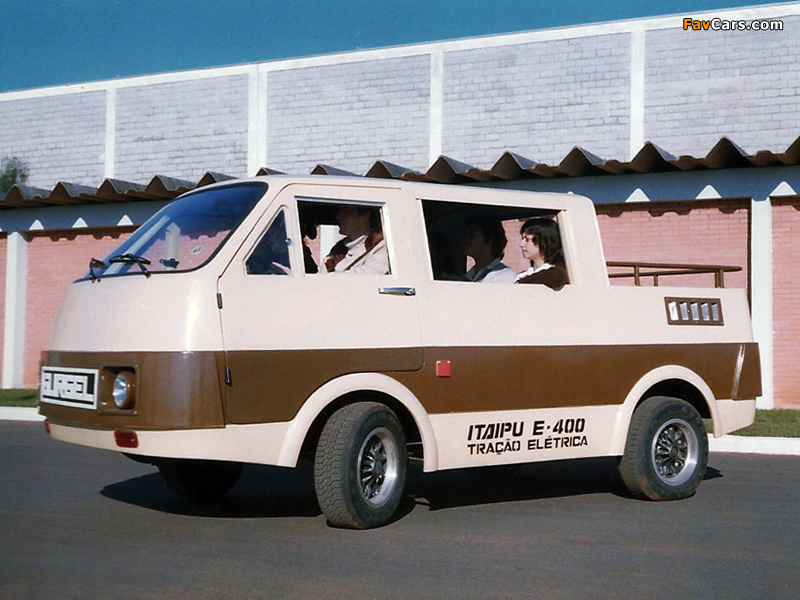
[422,200,568,287]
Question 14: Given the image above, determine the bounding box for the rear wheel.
[157,458,243,502]
[314,402,408,529]
[619,396,708,501]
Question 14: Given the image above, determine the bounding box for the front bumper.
[46,420,293,466]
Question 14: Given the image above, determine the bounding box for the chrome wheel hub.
[358,427,399,507]
[652,418,699,485]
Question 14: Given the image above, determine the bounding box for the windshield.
[82,182,267,281]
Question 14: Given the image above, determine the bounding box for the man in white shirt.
[331,205,390,275]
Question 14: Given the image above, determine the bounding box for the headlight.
[112,372,135,409]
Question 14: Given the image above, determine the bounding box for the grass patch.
[705,409,800,438]
[733,409,800,438]
[0,388,38,407]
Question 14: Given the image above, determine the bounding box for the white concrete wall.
[0,3,798,188]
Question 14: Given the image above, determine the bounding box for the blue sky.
[0,0,786,93]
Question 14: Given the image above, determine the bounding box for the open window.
[422,200,568,287]
[297,198,391,275]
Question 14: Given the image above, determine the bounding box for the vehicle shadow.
[101,461,322,519]
[101,458,725,520]
[407,457,622,512]
[406,459,723,513]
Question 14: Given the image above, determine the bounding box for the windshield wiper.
[108,253,152,278]
[88,258,107,283]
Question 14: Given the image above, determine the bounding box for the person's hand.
[271,262,291,275]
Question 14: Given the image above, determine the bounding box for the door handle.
[379,287,416,296]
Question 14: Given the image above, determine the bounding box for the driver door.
[217,183,424,424]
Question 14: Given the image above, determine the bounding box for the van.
[39,175,761,528]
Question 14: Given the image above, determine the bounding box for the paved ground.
[1,421,798,599]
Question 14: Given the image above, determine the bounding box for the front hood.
[49,273,223,353]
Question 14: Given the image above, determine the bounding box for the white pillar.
[3,231,28,388]
[429,49,444,166]
[750,197,773,409]
[629,28,646,160]
[104,87,116,179]
[248,66,269,175]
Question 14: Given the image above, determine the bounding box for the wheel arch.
[610,365,717,454]
[276,372,439,471]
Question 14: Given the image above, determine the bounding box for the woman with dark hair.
[515,218,569,289]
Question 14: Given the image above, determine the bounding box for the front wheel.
[619,396,708,501]
[314,402,408,529]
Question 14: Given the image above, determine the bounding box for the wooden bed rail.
[606,261,742,288]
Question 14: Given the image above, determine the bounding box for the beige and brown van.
[39,175,761,528]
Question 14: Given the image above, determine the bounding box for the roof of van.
[200,173,592,210]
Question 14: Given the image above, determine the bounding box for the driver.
[329,205,389,274]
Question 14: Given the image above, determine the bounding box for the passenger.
[331,205,390,274]
[428,232,460,280]
[515,218,569,289]
[463,214,517,283]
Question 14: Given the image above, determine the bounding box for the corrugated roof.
[2,135,799,210]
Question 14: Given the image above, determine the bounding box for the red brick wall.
[595,200,751,292]
[23,228,134,387]
[772,199,800,409]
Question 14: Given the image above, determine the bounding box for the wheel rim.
[357,427,399,507]
[651,418,699,486]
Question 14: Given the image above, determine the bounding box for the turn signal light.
[114,430,139,448]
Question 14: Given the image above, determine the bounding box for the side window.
[422,200,569,288]
[246,209,291,275]
[297,198,391,275]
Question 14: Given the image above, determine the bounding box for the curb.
[3,407,799,456]
[1,407,45,421]
[707,433,800,456]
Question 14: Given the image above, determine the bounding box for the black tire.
[157,458,243,502]
[314,402,408,529]
[619,396,708,501]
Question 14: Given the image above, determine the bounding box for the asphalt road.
[2,421,798,599]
